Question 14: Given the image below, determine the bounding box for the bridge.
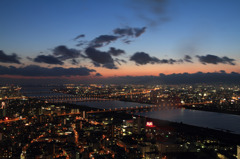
[36,96,115,103]
[87,103,182,114]
[21,89,151,99]
[27,93,212,106]
[19,94,119,103]
[21,91,57,95]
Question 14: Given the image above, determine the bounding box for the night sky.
[0,0,240,84]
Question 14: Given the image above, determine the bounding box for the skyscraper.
[237,145,240,159]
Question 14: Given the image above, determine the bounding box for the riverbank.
[147,117,240,145]
[118,98,240,116]
[54,102,240,144]
[184,105,240,116]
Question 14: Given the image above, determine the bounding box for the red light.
[146,121,153,127]
[5,117,8,120]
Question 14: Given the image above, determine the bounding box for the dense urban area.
[0,84,240,159]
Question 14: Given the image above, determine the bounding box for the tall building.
[237,145,240,159]
[82,111,86,119]
[0,133,2,141]
[122,119,133,136]
[0,102,6,117]
[133,116,146,135]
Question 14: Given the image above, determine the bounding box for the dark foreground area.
[1,99,239,159]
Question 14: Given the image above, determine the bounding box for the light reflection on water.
[78,101,240,134]
[21,87,240,134]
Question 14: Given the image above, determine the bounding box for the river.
[75,100,240,134]
[21,87,240,134]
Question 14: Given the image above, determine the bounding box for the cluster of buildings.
[56,84,240,114]
[0,84,240,158]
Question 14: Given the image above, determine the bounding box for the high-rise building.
[133,116,146,134]
[0,133,2,141]
[0,102,6,117]
[237,145,240,159]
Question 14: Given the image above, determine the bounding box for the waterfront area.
[20,84,240,134]
[1,84,240,158]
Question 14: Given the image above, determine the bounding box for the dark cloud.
[134,27,147,37]
[108,47,125,56]
[76,40,89,47]
[95,71,240,85]
[184,55,193,63]
[196,54,236,65]
[92,62,101,67]
[129,0,169,27]
[115,58,127,65]
[124,40,132,44]
[71,59,79,65]
[33,55,64,65]
[0,65,95,77]
[159,58,182,64]
[75,34,119,48]
[157,71,240,84]
[85,47,117,69]
[113,27,146,37]
[26,56,33,61]
[52,45,82,61]
[178,59,184,63]
[32,45,84,65]
[130,52,160,65]
[0,50,21,64]
[102,63,118,69]
[113,27,134,37]
[73,34,85,40]
[130,52,185,65]
[85,47,113,64]
[2,70,240,85]
[95,73,102,77]
[130,52,182,65]
[74,26,147,48]
[219,70,226,74]
[90,35,118,48]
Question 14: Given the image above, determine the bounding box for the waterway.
[75,101,240,134]
[21,87,240,134]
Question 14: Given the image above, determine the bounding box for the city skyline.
[0,0,240,83]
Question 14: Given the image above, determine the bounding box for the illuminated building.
[237,145,240,159]
[133,116,146,134]
[122,119,133,136]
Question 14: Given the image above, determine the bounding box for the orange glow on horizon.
[96,63,239,77]
[0,63,239,79]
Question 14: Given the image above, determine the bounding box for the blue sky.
[0,0,240,78]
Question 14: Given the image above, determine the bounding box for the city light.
[146,121,154,127]
[0,84,240,158]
